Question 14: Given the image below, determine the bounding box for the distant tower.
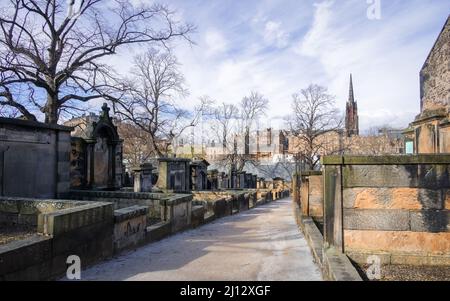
[345,74,359,137]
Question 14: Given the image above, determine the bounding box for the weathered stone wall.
[113,206,148,253]
[298,172,324,220]
[420,16,450,113]
[0,197,87,227]
[0,197,114,280]
[323,155,450,266]
[439,125,450,153]
[192,190,264,222]
[404,17,450,156]
[0,118,72,198]
[63,190,163,223]
[63,190,192,230]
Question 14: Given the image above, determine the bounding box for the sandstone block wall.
[323,155,450,266]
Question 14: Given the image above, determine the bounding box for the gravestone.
[237,172,246,189]
[156,158,191,192]
[190,159,210,191]
[207,169,219,190]
[132,163,155,192]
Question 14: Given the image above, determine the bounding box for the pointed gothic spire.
[348,74,355,103]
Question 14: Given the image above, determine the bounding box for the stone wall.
[0,197,113,280]
[113,206,148,253]
[297,171,323,220]
[322,155,450,266]
[192,189,275,221]
[0,118,72,198]
[420,16,450,113]
[192,191,247,219]
[64,190,193,233]
[408,16,450,155]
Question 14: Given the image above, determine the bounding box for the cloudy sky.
[110,0,450,133]
[167,0,450,132]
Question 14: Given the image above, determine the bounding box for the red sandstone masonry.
[345,230,450,255]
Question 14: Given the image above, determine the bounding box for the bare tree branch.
[0,0,195,124]
[288,84,342,170]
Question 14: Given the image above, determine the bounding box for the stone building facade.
[406,15,450,154]
[288,129,404,158]
[420,16,450,113]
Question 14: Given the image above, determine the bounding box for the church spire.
[348,73,355,103]
[345,73,359,137]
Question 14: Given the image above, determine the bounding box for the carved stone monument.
[190,159,210,191]
[65,103,124,190]
[156,158,191,192]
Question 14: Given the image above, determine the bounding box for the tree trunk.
[45,93,59,124]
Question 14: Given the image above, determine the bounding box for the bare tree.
[211,102,239,150]
[230,91,269,171]
[0,0,194,124]
[112,48,205,158]
[206,92,269,172]
[289,84,342,170]
[240,91,269,150]
[116,121,154,168]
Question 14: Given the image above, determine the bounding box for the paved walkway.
[80,198,322,281]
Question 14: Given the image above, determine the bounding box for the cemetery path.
[80,198,323,281]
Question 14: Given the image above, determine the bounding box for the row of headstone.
[215,170,259,190]
[132,158,265,193]
[65,105,274,194]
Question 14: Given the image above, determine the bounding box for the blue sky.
[113,0,449,132]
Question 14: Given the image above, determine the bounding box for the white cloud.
[298,1,335,57]
[264,21,290,48]
[204,30,228,57]
[91,0,450,133]
[293,0,448,130]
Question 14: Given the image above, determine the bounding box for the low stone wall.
[293,200,362,281]
[255,189,273,204]
[113,206,148,253]
[0,198,87,227]
[192,191,247,220]
[63,190,192,231]
[322,155,450,266]
[0,197,113,280]
[193,189,279,223]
